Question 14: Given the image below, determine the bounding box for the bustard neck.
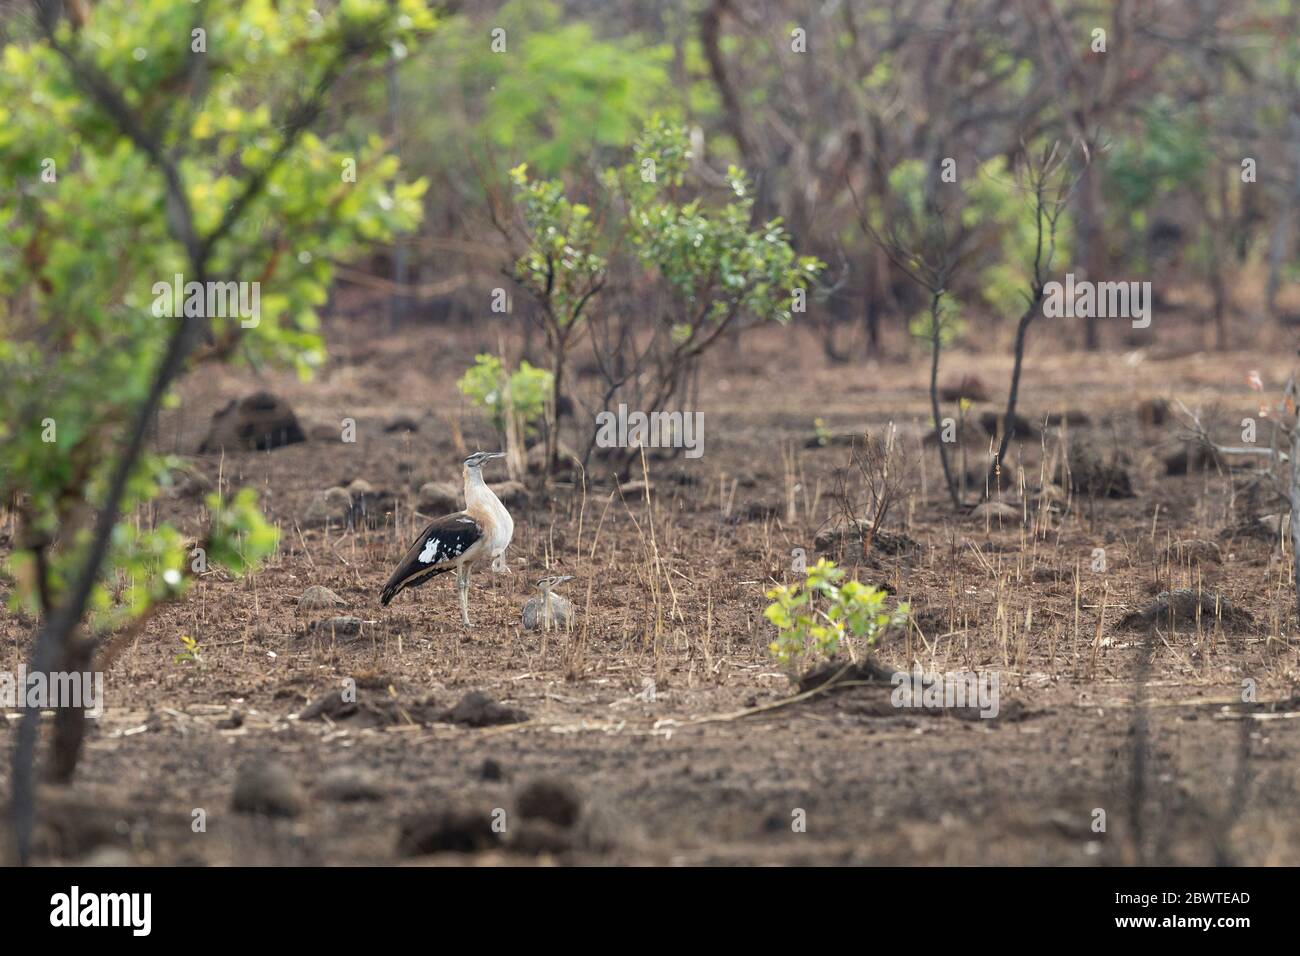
[463,466,501,511]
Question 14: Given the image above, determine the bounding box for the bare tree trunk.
[987,295,1043,496]
[46,631,95,784]
[546,347,565,476]
[1077,160,1102,351]
[864,253,883,354]
[928,293,961,510]
[1212,168,1230,350]
[1290,421,1300,625]
[1272,108,1300,320]
[13,277,206,864]
[699,0,750,164]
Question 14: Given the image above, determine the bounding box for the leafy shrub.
[506,118,823,472]
[764,559,909,670]
[609,118,823,342]
[0,0,428,628]
[457,353,553,439]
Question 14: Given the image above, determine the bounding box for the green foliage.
[965,155,1073,316]
[908,295,965,346]
[1107,102,1207,211]
[457,353,553,438]
[863,159,948,269]
[204,489,281,577]
[0,0,428,631]
[174,634,203,666]
[764,559,909,670]
[420,0,674,176]
[1105,102,1208,269]
[609,118,823,346]
[507,118,822,359]
[509,164,607,328]
[863,154,1073,324]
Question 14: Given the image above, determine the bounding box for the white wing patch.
[418,538,439,563]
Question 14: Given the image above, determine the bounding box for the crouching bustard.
[380,452,513,626]
[522,575,573,631]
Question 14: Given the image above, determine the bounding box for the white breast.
[464,474,514,566]
[485,494,513,556]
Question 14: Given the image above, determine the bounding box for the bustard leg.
[457,564,472,627]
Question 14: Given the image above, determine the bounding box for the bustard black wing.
[379,512,483,605]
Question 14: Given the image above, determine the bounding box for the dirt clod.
[939,374,990,403]
[298,690,442,728]
[417,481,460,515]
[970,500,1021,523]
[317,766,385,803]
[1171,539,1222,565]
[509,819,577,855]
[232,760,305,818]
[303,487,353,527]
[1118,589,1254,630]
[797,656,897,694]
[1062,443,1134,498]
[1045,410,1091,427]
[814,518,917,556]
[299,690,359,722]
[199,391,305,454]
[384,415,420,433]
[516,778,583,828]
[1163,442,1222,476]
[344,479,396,526]
[980,410,1039,441]
[307,616,365,639]
[398,807,499,856]
[439,691,528,728]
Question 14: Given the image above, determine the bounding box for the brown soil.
[4,315,1300,866]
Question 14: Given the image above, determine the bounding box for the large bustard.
[379,451,513,625]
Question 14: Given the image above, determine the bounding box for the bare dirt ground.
[4,308,1300,866]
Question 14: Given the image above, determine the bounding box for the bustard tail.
[379,561,451,606]
[379,575,404,607]
[379,512,482,606]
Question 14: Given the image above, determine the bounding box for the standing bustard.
[379,451,513,626]
[522,575,573,631]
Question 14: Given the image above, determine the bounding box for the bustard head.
[537,575,572,591]
[463,451,505,473]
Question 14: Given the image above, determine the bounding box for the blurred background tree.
[0,0,433,862]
